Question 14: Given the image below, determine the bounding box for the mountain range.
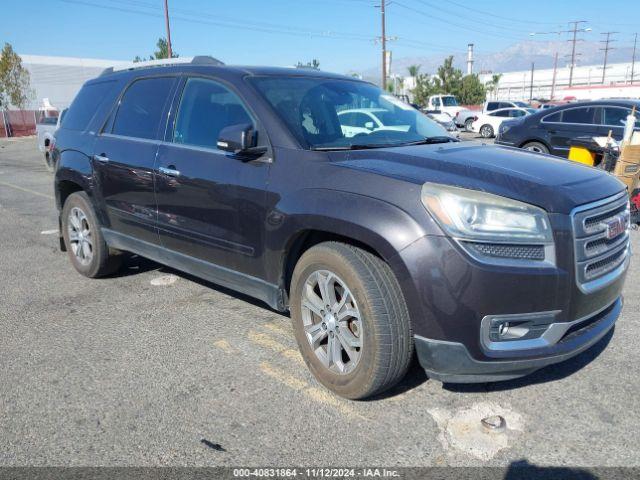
[356,40,637,81]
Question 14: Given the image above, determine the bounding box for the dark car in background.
[496,100,640,156]
[53,58,630,399]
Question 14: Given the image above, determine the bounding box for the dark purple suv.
[53,57,630,399]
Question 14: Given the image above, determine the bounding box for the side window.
[560,107,596,124]
[487,102,498,111]
[602,107,631,127]
[433,98,441,107]
[510,110,526,117]
[499,102,511,109]
[112,77,175,139]
[492,110,510,117]
[64,80,116,131]
[544,111,561,122]
[173,78,253,150]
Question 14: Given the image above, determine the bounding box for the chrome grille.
[572,193,630,293]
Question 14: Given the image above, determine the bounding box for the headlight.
[421,183,553,243]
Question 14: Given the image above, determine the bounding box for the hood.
[330,142,625,214]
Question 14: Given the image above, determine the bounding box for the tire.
[480,124,494,138]
[44,152,54,173]
[464,118,474,132]
[290,242,413,400]
[522,141,549,154]
[61,191,121,278]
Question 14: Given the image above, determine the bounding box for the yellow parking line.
[248,330,288,352]
[262,321,292,337]
[213,339,235,353]
[0,180,54,200]
[259,362,367,420]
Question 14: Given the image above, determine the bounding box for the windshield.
[250,77,447,150]
[441,96,459,107]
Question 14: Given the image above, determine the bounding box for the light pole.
[530,23,591,95]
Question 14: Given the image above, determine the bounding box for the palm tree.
[486,73,503,100]
[407,65,421,78]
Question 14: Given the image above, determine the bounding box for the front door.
[92,76,177,245]
[154,76,271,278]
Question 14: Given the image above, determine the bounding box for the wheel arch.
[519,138,551,151]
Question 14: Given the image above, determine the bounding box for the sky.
[2,0,639,74]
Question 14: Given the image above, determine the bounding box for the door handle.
[93,154,109,163]
[159,166,181,177]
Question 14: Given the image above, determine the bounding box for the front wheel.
[480,124,494,138]
[290,242,413,399]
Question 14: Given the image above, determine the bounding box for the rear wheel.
[464,118,474,132]
[61,192,121,278]
[522,141,549,154]
[480,124,494,138]
[290,242,413,399]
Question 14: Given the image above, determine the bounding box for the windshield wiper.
[311,143,402,151]
[404,136,459,146]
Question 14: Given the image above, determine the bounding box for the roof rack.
[99,56,224,76]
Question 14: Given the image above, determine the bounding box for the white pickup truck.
[424,95,477,131]
[36,109,66,171]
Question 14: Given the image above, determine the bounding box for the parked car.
[36,109,67,171]
[53,58,629,399]
[496,100,640,156]
[337,108,410,137]
[483,100,530,113]
[424,94,476,129]
[425,111,459,136]
[454,109,479,132]
[472,107,535,138]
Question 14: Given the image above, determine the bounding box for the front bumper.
[414,297,621,383]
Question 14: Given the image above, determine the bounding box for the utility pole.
[632,33,638,85]
[567,21,589,87]
[380,0,387,90]
[550,51,559,100]
[164,0,173,59]
[529,63,535,101]
[600,31,618,84]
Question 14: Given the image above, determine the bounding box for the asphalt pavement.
[0,136,638,468]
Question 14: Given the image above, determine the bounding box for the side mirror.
[217,123,263,155]
[364,121,375,131]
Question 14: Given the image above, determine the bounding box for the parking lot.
[0,136,639,468]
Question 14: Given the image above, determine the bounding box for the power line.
[441,0,569,25]
[599,31,618,84]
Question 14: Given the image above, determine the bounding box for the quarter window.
[173,78,253,150]
[602,107,636,127]
[112,77,175,139]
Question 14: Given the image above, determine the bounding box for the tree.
[407,64,421,77]
[485,73,502,100]
[411,73,440,106]
[457,74,486,105]
[133,37,178,62]
[0,43,33,110]
[296,59,320,69]
[433,56,462,94]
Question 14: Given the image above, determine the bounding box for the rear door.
[542,106,600,157]
[92,76,178,244]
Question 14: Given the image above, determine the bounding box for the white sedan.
[471,107,536,138]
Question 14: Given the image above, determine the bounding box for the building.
[478,61,639,102]
[18,54,130,111]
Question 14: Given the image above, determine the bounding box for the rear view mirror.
[217,123,262,154]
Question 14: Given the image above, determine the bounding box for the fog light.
[498,322,510,337]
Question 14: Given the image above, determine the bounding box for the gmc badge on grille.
[603,213,629,240]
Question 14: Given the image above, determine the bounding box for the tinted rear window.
[561,107,597,124]
[63,80,116,131]
[112,77,175,140]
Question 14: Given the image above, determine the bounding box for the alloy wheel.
[300,270,362,374]
[67,207,93,266]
